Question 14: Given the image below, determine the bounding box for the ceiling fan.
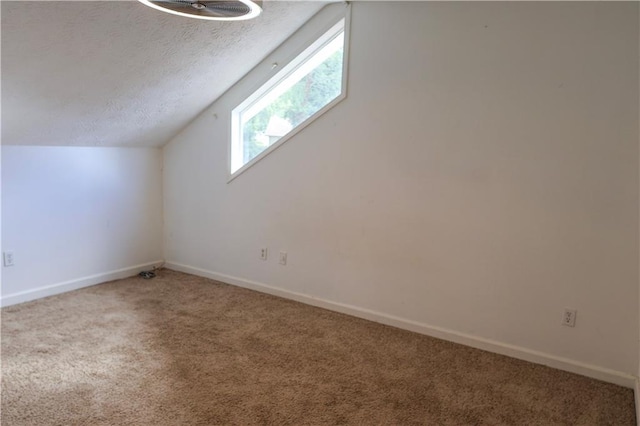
[138,0,263,21]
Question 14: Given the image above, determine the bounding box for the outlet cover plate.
[3,251,15,267]
[562,309,577,327]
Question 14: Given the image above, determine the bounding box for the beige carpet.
[1,269,635,425]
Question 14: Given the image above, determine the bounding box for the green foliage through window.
[242,47,344,164]
[231,17,347,176]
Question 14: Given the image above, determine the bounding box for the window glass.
[230,18,347,177]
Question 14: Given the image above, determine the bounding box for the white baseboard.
[1,261,164,307]
[166,261,636,389]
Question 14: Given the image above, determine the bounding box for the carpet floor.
[1,269,635,425]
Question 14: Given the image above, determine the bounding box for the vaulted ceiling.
[1,1,327,147]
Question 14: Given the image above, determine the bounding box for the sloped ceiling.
[1,1,327,147]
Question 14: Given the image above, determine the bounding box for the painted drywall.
[1,146,163,305]
[637,4,640,417]
[164,2,639,378]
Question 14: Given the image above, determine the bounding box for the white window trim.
[228,3,351,182]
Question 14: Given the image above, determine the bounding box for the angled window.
[230,13,349,178]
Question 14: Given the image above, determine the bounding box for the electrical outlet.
[3,251,15,267]
[279,251,287,265]
[260,248,268,261]
[562,309,577,327]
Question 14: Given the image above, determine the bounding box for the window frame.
[228,5,351,182]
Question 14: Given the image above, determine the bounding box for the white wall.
[163,2,639,382]
[1,146,163,305]
[637,3,640,415]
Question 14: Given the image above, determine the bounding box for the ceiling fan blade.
[141,0,262,20]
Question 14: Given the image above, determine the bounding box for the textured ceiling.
[1,1,327,147]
